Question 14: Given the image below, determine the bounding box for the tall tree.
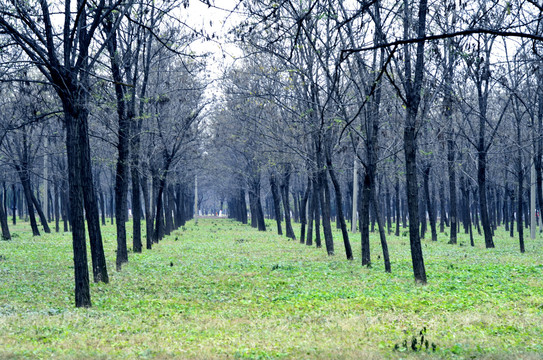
[0,0,131,306]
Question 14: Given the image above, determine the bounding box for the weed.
[393,327,436,353]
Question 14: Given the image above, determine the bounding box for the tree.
[0,0,133,306]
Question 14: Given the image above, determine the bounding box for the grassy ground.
[0,218,542,359]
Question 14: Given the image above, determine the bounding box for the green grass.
[1,218,542,359]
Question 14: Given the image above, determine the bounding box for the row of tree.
[206,0,543,284]
[0,0,207,307]
[2,0,543,306]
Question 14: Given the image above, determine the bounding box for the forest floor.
[0,218,542,359]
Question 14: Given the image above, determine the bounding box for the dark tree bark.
[401,0,428,283]
[269,172,283,235]
[517,174,525,252]
[30,188,51,234]
[54,180,60,233]
[240,188,248,224]
[293,190,300,224]
[360,168,372,266]
[317,148,334,255]
[0,188,10,240]
[447,138,458,244]
[466,187,474,247]
[313,176,322,248]
[395,173,400,236]
[439,181,447,233]
[306,177,315,246]
[248,176,266,231]
[131,151,142,253]
[300,178,311,243]
[327,154,353,260]
[478,149,494,248]
[78,100,110,284]
[504,183,510,232]
[423,165,437,241]
[249,191,258,228]
[62,179,69,232]
[141,167,153,250]
[385,183,392,235]
[370,187,391,272]
[154,179,166,242]
[16,165,40,236]
[110,186,114,225]
[536,67,543,233]
[280,167,295,239]
[509,187,515,237]
[11,183,16,225]
[516,115,525,253]
[99,188,106,226]
[164,185,174,235]
[104,18,130,270]
[64,104,91,307]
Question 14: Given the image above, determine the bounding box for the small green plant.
[393,327,436,353]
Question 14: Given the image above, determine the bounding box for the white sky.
[182,0,243,64]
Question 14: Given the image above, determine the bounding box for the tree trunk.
[62,179,69,232]
[281,168,295,239]
[370,186,390,272]
[11,183,16,225]
[439,181,446,232]
[517,120,525,253]
[165,184,175,235]
[131,144,142,253]
[30,187,51,233]
[466,188,474,246]
[510,188,515,237]
[269,172,283,235]
[478,149,495,248]
[518,171,525,253]
[448,138,458,244]
[504,184,510,232]
[395,174,400,236]
[300,178,310,243]
[404,117,426,283]
[419,195,427,240]
[240,188,248,224]
[327,155,353,260]
[249,191,257,228]
[402,0,428,283]
[293,190,300,224]
[385,183,392,234]
[360,169,372,266]
[78,103,109,284]
[16,168,40,236]
[141,168,153,249]
[154,172,169,242]
[423,165,437,241]
[110,186,114,225]
[54,180,60,233]
[0,188,10,240]
[306,177,314,246]
[312,176,321,247]
[63,102,91,307]
[99,189,106,226]
[317,152,334,255]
